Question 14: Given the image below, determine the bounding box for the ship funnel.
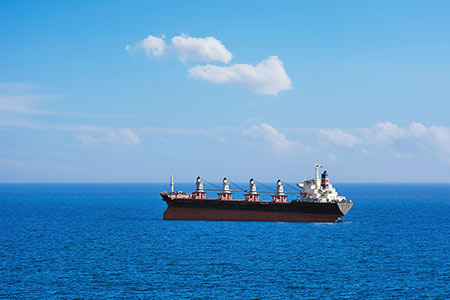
[321,170,329,189]
[170,173,174,193]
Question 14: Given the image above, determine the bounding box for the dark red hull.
[161,194,353,223]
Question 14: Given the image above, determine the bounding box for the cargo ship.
[161,164,353,222]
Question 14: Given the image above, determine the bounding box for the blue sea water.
[0,183,449,299]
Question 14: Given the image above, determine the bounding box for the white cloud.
[125,34,167,56]
[171,34,232,63]
[126,34,232,63]
[188,56,292,95]
[243,123,297,156]
[362,122,406,144]
[309,122,450,164]
[428,126,450,153]
[357,122,450,163]
[319,128,362,149]
[126,35,291,95]
[76,129,141,146]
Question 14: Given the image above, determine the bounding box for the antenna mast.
[315,163,322,185]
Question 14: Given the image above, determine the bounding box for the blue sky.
[1,0,450,182]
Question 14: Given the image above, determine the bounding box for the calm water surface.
[0,183,449,299]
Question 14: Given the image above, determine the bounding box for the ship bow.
[337,202,353,216]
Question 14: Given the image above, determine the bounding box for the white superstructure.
[296,164,347,203]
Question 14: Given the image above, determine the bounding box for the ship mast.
[170,173,174,193]
[222,177,230,193]
[196,176,204,192]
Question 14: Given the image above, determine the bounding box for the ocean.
[0,183,449,299]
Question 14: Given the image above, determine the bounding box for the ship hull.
[161,195,353,223]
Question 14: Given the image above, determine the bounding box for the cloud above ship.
[125,35,167,57]
[126,34,232,63]
[243,123,305,156]
[240,121,450,165]
[318,128,362,149]
[361,122,450,161]
[189,56,292,96]
[317,122,450,164]
[126,34,291,95]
